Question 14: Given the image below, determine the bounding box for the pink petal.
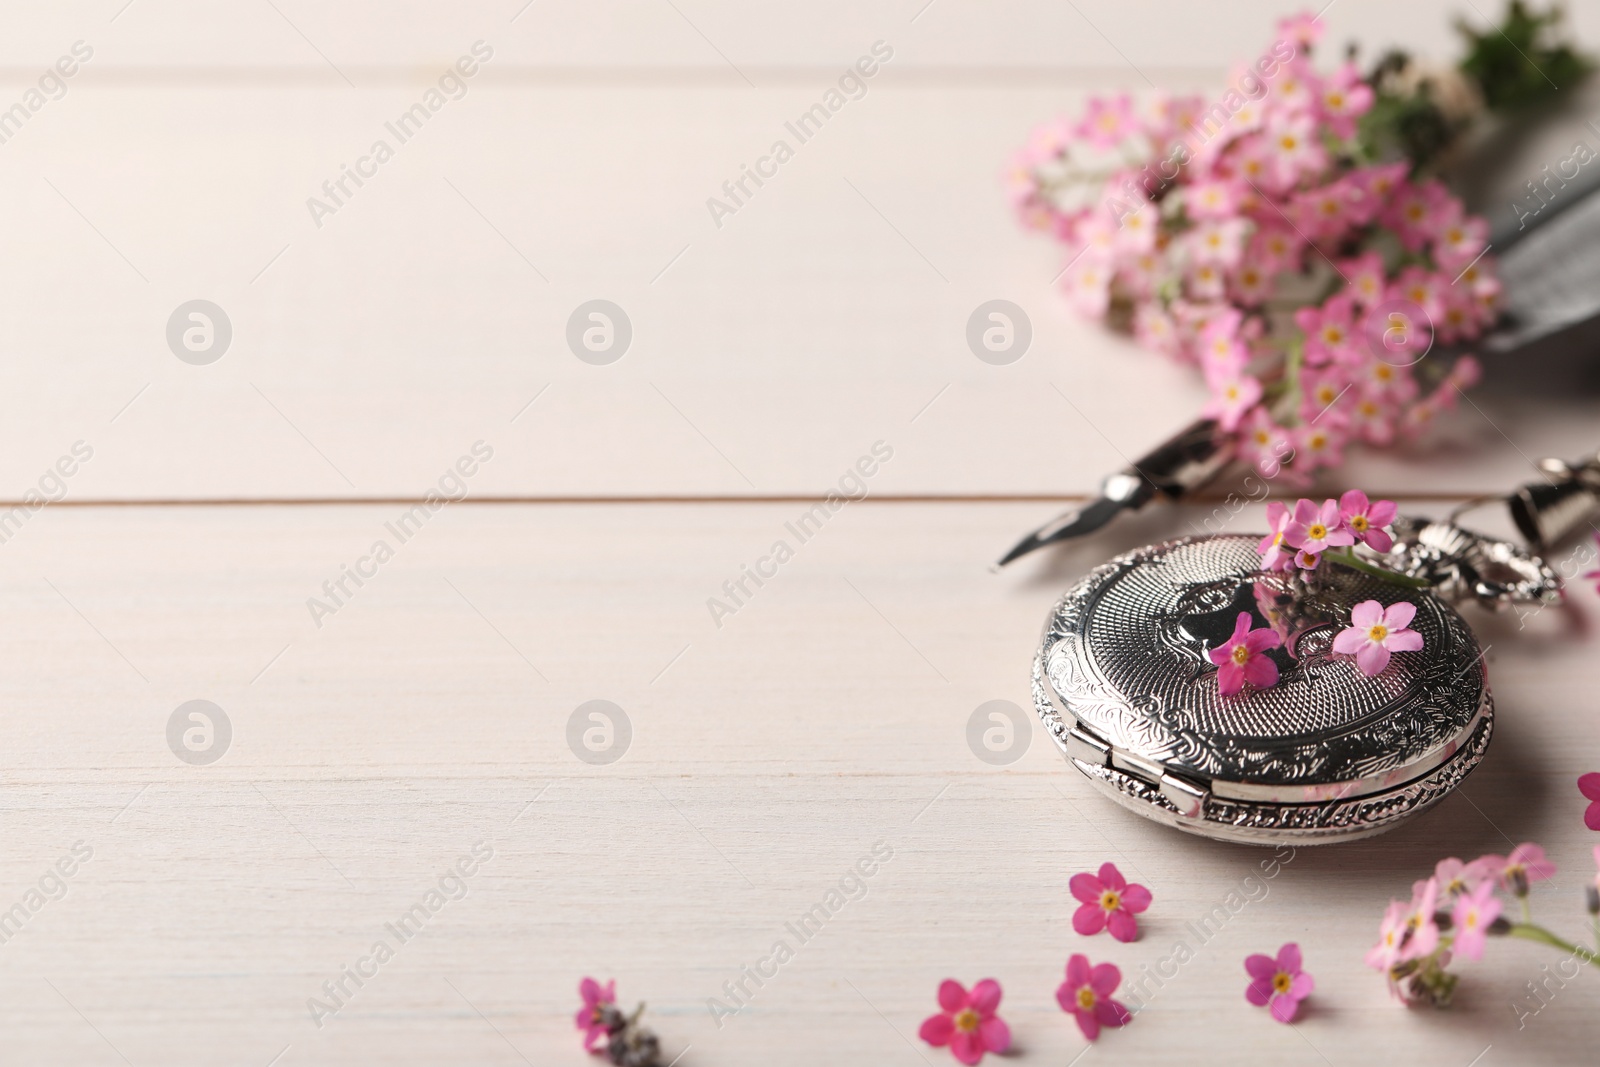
[1097,863,1126,892]
[1368,499,1397,525]
[1231,611,1253,642]
[1364,528,1394,552]
[968,979,1002,1016]
[1120,884,1152,913]
[1355,642,1391,676]
[950,1030,983,1065]
[1069,872,1105,904]
[978,1016,1011,1053]
[1217,661,1245,697]
[1093,998,1131,1028]
[1331,627,1365,654]
[1106,909,1139,942]
[1065,955,1090,989]
[1383,630,1423,653]
[1350,599,1383,629]
[1292,498,1318,525]
[1270,993,1301,1023]
[1265,501,1288,528]
[1580,773,1600,802]
[1245,977,1274,1005]
[1088,962,1122,997]
[1339,489,1368,515]
[1382,601,1416,629]
[1244,628,1283,652]
[1074,1008,1100,1041]
[938,980,968,1014]
[579,977,603,1005]
[1074,902,1108,936]
[1276,943,1302,974]
[1244,954,1277,980]
[1317,499,1341,527]
[920,1013,955,1047]
[1242,655,1279,689]
[1208,644,1234,667]
[1586,801,1600,833]
[1290,972,1315,998]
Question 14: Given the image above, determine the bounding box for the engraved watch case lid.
[1033,535,1491,845]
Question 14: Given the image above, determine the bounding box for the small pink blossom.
[919,979,1010,1065]
[1318,62,1374,137]
[1294,548,1322,570]
[1338,490,1398,552]
[1258,501,1296,571]
[1078,94,1137,148]
[1482,843,1558,893]
[1266,119,1324,187]
[1298,417,1346,466]
[1277,13,1321,51]
[1242,410,1293,478]
[1189,218,1249,267]
[1580,773,1600,831]
[1332,599,1423,676]
[1069,862,1152,942]
[1204,371,1263,432]
[1295,294,1358,366]
[1056,955,1131,1041]
[1340,251,1387,309]
[1186,180,1242,219]
[1400,877,1442,961]
[576,977,617,1051]
[1285,497,1354,555]
[1245,943,1314,1023]
[1208,611,1282,697]
[1434,856,1495,900]
[1450,881,1501,961]
[1366,899,1409,971]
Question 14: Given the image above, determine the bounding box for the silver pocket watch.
[1026,456,1596,846]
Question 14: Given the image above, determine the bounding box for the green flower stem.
[1325,549,1434,590]
[1284,334,1304,425]
[1505,923,1600,969]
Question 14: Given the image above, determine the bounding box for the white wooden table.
[2,2,1598,1064]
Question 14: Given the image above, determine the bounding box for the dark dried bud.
[1511,868,1530,898]
[1433,911,1454,931]
[1488,915,1513,935]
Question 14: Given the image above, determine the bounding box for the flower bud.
[1488,915,1512,935]
[1586,885,1599,916]
[1510,869,1529,898]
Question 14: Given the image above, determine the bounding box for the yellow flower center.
[1367,624,1388,642]
[1350,515,1368,531]
[1307,523,1327,540]
[1375,364,1394,382]
[1464,910,1479,930]
[954,1009,980,1033]
[1100,890,1122,912]
[1077,988,1097,1011]
[1231,645,1251,666]
[1272,972,1293,994]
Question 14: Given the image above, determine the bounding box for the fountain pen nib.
[994,495,1127,568]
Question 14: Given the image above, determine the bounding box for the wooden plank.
[0,500,1593,1063]
[0,77,1593,500]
